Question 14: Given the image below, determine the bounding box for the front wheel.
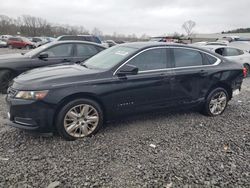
[56,98,103,140]
[202,88,229,116]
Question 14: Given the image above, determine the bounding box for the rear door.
[169,47,219,106]
[31,43,74,68]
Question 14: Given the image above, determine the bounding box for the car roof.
[50,40,106,48]
[119,42,205,50]
[204,45,241,50]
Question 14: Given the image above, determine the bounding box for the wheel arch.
[53,92,106,126]
[0,68,18,77]
[206,82,233,100]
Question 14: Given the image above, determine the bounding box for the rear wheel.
[0,70,14,93]
[56,98,103,141]
[202,87,229,116]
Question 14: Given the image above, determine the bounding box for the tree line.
[0,14,150,41]
[222,28,250,34]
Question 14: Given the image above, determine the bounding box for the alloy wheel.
[63,104,99,138]
[209,91,227,115]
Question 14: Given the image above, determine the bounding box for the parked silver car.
[203,45,250,75]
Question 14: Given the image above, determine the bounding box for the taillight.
[243,67,247,78]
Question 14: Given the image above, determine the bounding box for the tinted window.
[204,54,218,65]
[128,48,168,71]
[76,44,99,57]
[43,44,73,57]
[215,48,224,56]
[173,48,203,67]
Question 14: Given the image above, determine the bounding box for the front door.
[104,47,174,116]
[31,43,74,68]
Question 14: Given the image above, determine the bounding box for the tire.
[0,70,14,94]
[8,45,13,49]
[244,64,250,77]
[25,45,31,50]
[56,98,103,141]
[202,87,229,116]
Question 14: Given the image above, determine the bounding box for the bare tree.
[91,27,103,37]
[182,20,196,36]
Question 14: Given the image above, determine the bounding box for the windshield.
[83,46,138,70]
[23,42,55,57]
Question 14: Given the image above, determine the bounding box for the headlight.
[15,90,48,100]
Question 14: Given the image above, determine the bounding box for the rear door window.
[172,48,203,67]
[76,44,99,57]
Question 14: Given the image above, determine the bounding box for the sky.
[0,0,249,36]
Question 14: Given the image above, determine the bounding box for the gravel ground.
[0,49,249,187]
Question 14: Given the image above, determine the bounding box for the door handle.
[62,59,70,62]
[199,70,208,77]
[160,73,175,81]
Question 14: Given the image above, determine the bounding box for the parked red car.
[7,37,34,49]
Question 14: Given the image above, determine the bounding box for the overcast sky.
[0,0,249,36]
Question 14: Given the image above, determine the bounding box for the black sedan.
[0,41,106,92]
[6,42,244,140]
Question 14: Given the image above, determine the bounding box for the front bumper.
[5,94,56,132]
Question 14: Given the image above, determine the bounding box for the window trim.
[113,46,221,76]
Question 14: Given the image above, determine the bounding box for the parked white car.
[203,45,250,75]
[0,40,7,47]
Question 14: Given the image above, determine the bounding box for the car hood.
[12,64,104,90]
[0,53,29,62]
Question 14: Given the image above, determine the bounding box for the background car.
[57,35,102,44]
[0,41,106,92]
[6,42,245,140]
[0,40,7,48]
[31,37,50,48]
[203,45,250,75]
[7,37,35,49]
[105,40,117,47]
[0,35,12,42]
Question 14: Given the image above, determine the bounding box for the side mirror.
[117,64,138,76]
[38,52,48,59]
